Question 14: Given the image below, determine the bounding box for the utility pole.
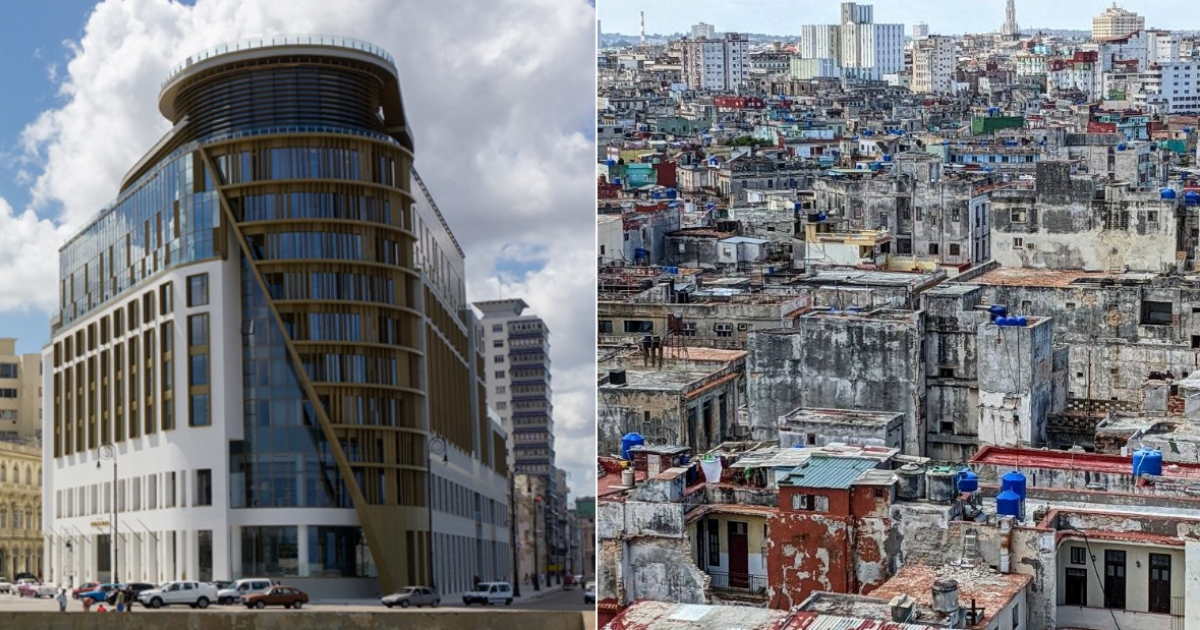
[510,473,521,597]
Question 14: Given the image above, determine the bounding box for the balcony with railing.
[707,570,768,598]
[1056,596,1184,630]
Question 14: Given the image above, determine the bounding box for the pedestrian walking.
[115,588,126,612]
[125,587,135,612]
[56,589,67,612]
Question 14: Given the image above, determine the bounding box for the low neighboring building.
[0,441,41,581]
[598,347,746,454]
[777,407,904,450]
[0,339,42,442]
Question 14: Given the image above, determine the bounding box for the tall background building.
[912,23,929,40]
[680,33,750,91]
[690,22,716,40]
[42,36,507,598]
[911,35,955,94]
[799,3,903,81]
[476,298,570,585]
[1092,4,1144,40]
[1001,0,1020,40]
[0,339,42,442]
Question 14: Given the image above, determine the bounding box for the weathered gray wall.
[746,312,925,453]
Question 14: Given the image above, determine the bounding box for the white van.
[217,578,280,605]
[462,581,513,606]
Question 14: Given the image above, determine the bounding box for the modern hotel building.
[42,36,509,597]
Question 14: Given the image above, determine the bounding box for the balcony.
[707,570,768,598]
[1056,598,1184,630]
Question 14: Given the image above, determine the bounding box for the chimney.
[889,594,915,623]
[932,579,960,614]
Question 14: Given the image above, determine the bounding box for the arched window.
[13,509,22,530]
[36,468,41,487]
[1,464,8,483]
[0,507,7,529]
[24,467,30,486]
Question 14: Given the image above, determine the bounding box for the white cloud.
[13,0,596,498]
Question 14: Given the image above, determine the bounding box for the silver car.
[381,586,440,608]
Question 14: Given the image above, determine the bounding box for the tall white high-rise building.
[1092,4,1144,40]
[912,23,929,40]
[690,22,716,40]
[1001,0,1019,39]
[800,3,903,81]
[800,24,841,60]
[911,35,955,94]
[475,299,554,476]
[680,33,750,91]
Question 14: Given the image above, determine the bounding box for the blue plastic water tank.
[605,159,616,167]
[667,189,677,199]
[989,305,1008,318]
[652,191,662,199]
[996,489,1022,518]
[883,154,893,162]
[1016,316,1028,327]
[1187,191,1200,206]
[957,470,979,493]
[794,203,803,212]
[1001,470,1027,501]
[817,212,828,221]
[1133,448,1163,477]
[1117,143,1127,151]
[613,178,622,186]
[621,433,644,461]
[1161,188,1177,200]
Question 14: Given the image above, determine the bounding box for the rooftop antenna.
[640,11,646,46]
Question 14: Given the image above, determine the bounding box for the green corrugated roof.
[778,455,878,489]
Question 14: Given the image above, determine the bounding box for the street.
[0,587,593,613]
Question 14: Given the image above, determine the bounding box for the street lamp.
[427,434,447,591]
[96,444,117,584]
[533,495,542,592]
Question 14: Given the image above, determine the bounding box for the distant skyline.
[599,0,1189,37]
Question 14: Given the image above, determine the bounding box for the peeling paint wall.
[747,313,924,453]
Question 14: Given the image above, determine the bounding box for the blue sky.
[0,1,95,354]
[599,0,1189,37]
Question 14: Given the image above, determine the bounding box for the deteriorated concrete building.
[746,310,925,453]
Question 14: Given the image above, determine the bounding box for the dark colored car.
[243,585,309,609]
[106,583,156,606]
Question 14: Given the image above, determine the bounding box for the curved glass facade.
[58,152,219,326]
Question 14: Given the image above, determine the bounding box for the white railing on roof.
[164,35,395,88]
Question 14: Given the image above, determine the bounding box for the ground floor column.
[229,525,241,580]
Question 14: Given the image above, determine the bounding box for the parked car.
[0,577,11,594]
[13,573,36,582]
[71,582,99,600]
[381,586,440,608]
[243,585,308,609]
[137,581,217,609]
[563,574,576,589]
[584,581,595,604]
[462,581,513,606]
[108,582,156,606]
[16,579,55,598]
[208,580,233,591]
[78,583,120,604]
[217,578,280,605]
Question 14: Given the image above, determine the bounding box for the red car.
[243,585,309,609]
[72,582,99,600]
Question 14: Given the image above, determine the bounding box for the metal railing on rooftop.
[164,35,395,88]
[707,570,768,596]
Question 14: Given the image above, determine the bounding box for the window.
[1141,301,1173,326]
[0,364,17,379]
[190,394,211,427]
[189,354,209,386]
[492,339,503,348]
[948,243,960,256]
[791,493,828,512]
[494,371,505,379]
[1070,546,1087,565]
[928,243,939,255]
[143,292,155,321]
[707,520,720,567]
[188,314,209,346]
[1011,208,1028,223]
[187,274,209,307]
[160,282,174,312]
[1012,237,1024,250]
[598,320,613,334]
[0,411,15,420]
[196,469,213,506]
[681,322,697,336]
[940,420,955,434]
[495,386,506,394]
[492,324,502,333]
[714,323,734,338]
[623,320,654,334]
[0,389,17,398]
[1012,603,1019,629]
[493,355,504,364]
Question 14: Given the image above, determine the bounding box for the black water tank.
[609,369,627,385]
